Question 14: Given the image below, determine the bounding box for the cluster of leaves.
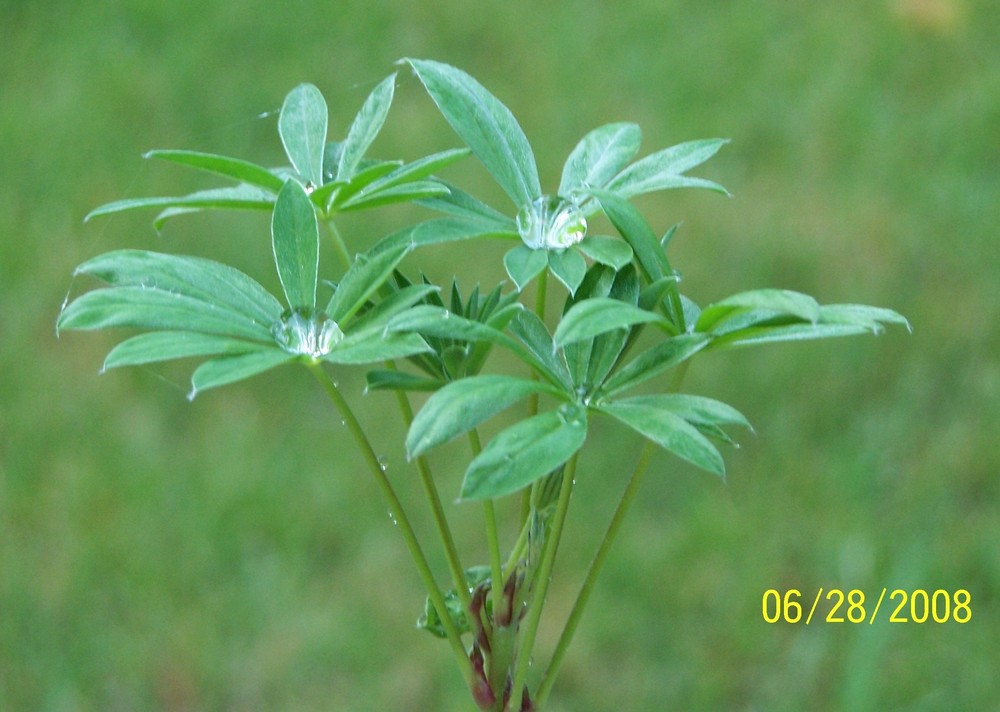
[60,58,908,503]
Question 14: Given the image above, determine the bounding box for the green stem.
[522,269,549,526]
[468,430,505,622]
[389,362,471,613]
[510,452,578,705]
[323,220,353,272]
[305,361,471,681]
[534,441,656,707]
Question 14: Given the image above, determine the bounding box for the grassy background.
[2,1,998,710]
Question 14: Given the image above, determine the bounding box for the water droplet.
[516,195,587,250]
[272,308,344,358]
[387,510,398,526]
[378,456,388,472]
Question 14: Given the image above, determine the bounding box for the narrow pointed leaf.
[696,289,821,332]
[598,400,725,476]
[507,309,573,390]
[600,334,709,396]
[365,370,444,392]
[348,284,439,335]
[320,159,401,208]
[103,331,270,370]
[373,218,517,256]
[503,245,548,291]
[559,122,642,196]
[272,181,319,309]
[460,405,587,500]
[606,139,730,198]
[337,73,396,181]
[325,243,410,324]
[321,332,430,364]
[144,150,285,192]
[706,323,876,350]
[189,351,296,399]
[553,298,664,349]
[576,236,634,270]
[818,304,911,333]
[58,287,272,341]
[73,250,283,327]
[279,83,328,186]
[417,183,515,227]
[595,191,670,281]
[339,181,450,211]
[407,375,563,458]
[614,394,751,431]
[359,148,470,195]
[547,249,587,295]
[85,185,275,222]
[405,58,541,206]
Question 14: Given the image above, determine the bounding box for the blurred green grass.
[2,1,998,710]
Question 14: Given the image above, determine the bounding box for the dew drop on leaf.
[516,195,587,250]
[272,308,344,358]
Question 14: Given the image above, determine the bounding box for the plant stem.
[323,220,354,272]
[305,361,471,681]
[521,269,550,526]
[467,430,505,622]
[510,452,578,706]
[389,362,471,612]
[534,441,656,707]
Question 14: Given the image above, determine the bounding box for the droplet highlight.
[272,308,344,358]
[516,195,587,250]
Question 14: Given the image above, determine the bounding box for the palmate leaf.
[279,83,328,186]
[404,58,542,207]
[406,375,563,458]
[272,180,319,310]
[337,73,397,181]
[460,404,587,501]
[559,122,642,196]
[597,399,725,476]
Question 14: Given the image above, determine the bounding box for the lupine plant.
[58,59,908,710]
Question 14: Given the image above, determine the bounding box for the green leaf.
[503,245,548,291]
[507,309,573,390]
[144,150,285,193]
[460,405,587,500]
[85,185,275,223]
[553,297,664,349]
[416,183,515,227]
[696,289,821,332]
[103,331,270,370]
[337,73,396,181]
[705,323,876,350]
[586,266,641,389]
[407,375,562,458]
[72,250,283,327]
[365,369,443,393]
[598,400,724,476]
[404,58,541,206]
[325,243,410,325]
[339,180,450,211]
[547,249,587,295]
[348,284,439,336]
[189,350,296,399]
[606,139,730,198]
[613,394,752,431]
[321,332,430,364]
[559,122,642,196]
[600,334,709,396]
[317,159,401,209]
[272,181,319,309]
[818,304,911,333]
[595,191,670,282]
[58,287,272,342]
[576,236,634,270]
[357,148,470,196]
[279,83,328,186]
[373,218,517,256]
